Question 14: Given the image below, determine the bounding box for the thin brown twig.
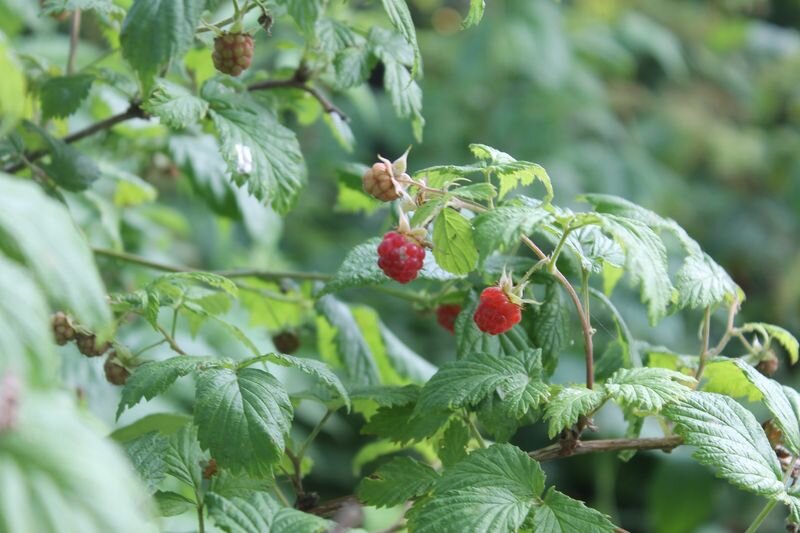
[67,9,81,75]
[4,102,146,174]
[521,235,595,389]
[528,436,683,462]
[155,324,187,355]
[246,78,347,120]
[708,298,740,357]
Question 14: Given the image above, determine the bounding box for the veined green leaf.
[605,367,696,413]
[530,487,615,532]
[544,386,608,439]
[432,208,478,275]
[143,79,209,129]
[39,73,94,119]
[194,367,293,475]
[664,392,784,497]
[473,202,552,261]
[357,456,439,507]
[740,322,799,364]
[675,252,740,309]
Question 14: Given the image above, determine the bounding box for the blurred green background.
[6,0,800,530]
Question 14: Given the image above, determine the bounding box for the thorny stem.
[744,453,796,533]
[155,324,187,355]
[196,502,205,533]
[464,412,487,449]
[520,236,595,389]
[589,288,641,367]
[67,10,81,75]
[528,436,683,462]
[708,298,740,357]
[695,306,712,380]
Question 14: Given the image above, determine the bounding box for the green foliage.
[432,208,478,275]
[415,349,549,416]
[544,386,607,439]
[195,368,293,475]
[665,392,785,498]
[357,456,439,507]
[3,1,799,531]
[39,74,94,120]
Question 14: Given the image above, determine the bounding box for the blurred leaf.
[740,322,799,364]
[463,0,485,28]
[143,79,209,129]
[123,432,169,492]
[472,201,552,261]
[262,352,350,411]
[0,32,26,135]
[0,175,112,336]
[39,74,94,120]
[0,392,152,533]
[316,295,380,385]
[702,358,763,402]
[469,144,553,201]
[154,490,195,517]
[207,491,280,533]
[120,0,204,87]
[526,282,569,376]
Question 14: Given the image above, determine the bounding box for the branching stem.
[529,436,682,462]
[67,10,81,75]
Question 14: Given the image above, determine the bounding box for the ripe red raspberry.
[377,231,425,284]
[473,287,522,335]
[103,353,130,386]
[52,312,76,345]
[212,32,254,76]
[436,304,461,334]
[76,332,110,358]
[363,162,402,202]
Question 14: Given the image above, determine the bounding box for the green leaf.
[472,202,552,261]
[591,213,672,324]
[526,282,570,376]
[123,432,169,492]
[357,456,439,507]
[111,413,193,442]
[275,0,322,34]
[0,392,152,533]
[39,74,94,119]
[664,392,785,497]
[530,488,616,532]
[544,386,608,439]
[35,129,100,191]
[452,182,496,201]
[605,367,696,413]
[362,403,451,444]
[415,349,549,416]
[0,175,112,336]
[407,444,545,533]
[432,208,478,275]
[315,295,381,385]
[0,256,57,386]
[369,28,424,141]
[437,418,471,467]
[675,252,740,309]
[164,424,207,489]
[143,79,209,129]
[0,33,26,135]
[733,360,800,455]
[271,508,335,533]
[408,487,532,533]
[378,0,421,73]
[740,322,799,364]
[206,491,280,533]
[469,144,553,201]
[463,0,485,28]
[260,352,350,411]
[322,237,459,295]
[120,0,204,87]
[194,367,293,475]
[117,356,212,418]
[41,0,123,16]
[702,358,763,401]
[154,490,196,517]
[203,82,306,214]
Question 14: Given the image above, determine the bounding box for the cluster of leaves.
[1,1,799,532]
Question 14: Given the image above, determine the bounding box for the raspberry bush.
[1,1,799,533]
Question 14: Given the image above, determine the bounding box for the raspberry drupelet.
[377,231,425,284]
